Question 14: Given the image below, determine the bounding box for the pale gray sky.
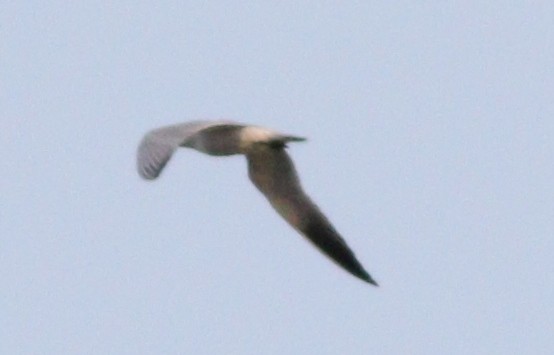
[2,2,553,354]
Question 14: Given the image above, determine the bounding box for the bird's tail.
[268,135,306,149]
[282,135,307,143]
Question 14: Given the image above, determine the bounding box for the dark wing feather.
[246,147,377,285]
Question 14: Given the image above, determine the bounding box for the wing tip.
[138,170,160,180]
[350,264,378,286]
[361,272,379,287]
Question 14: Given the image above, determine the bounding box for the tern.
[137,120,377,285]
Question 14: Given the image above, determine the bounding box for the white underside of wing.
[136,120,237,179]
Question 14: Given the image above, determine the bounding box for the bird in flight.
[137,120,377,285]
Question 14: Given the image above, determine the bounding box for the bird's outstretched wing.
[137,120,234,179]
[246,147,377,285]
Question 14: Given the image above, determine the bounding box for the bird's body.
[137,120,377,285]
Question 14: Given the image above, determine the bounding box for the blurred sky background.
[2,2,553,354]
